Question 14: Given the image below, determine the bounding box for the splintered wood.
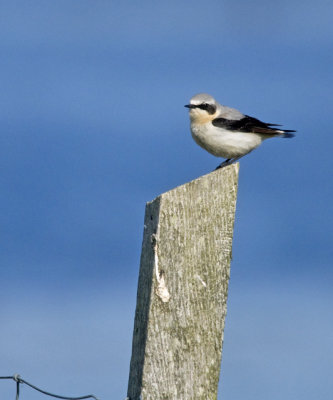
[127,164,239,400]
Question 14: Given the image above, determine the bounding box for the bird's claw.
[215,159,232,170]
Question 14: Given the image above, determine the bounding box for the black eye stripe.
[198,103,216,114]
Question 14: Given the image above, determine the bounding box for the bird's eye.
[197,103,209,110]
[199,103,216,114]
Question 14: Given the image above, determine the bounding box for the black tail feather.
[282,132,295,138]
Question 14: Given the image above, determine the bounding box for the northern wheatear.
[185,93,295,169]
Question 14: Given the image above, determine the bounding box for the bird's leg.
[215,154,246,170]
[215,159,232,170]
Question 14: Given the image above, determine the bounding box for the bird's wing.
[218,105,244,120]
[212,115,296,136]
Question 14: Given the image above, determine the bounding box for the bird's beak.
[184,104,197,109]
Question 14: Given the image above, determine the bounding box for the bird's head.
[184,93,219,124]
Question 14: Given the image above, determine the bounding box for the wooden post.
[127,164,239,400]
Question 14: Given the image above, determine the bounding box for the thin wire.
[0,375,99,400]
[16,378,20,400]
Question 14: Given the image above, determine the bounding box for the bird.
[185,93,295,169]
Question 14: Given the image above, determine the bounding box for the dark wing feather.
[212,115,296,136]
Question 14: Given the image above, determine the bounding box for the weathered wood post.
[127,164,239,400]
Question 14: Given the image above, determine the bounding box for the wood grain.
[127,164,239,400]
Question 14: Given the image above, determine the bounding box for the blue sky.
[1,1,332,399]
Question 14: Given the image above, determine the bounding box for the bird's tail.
[281,129,296,138]
[274,128,296,138]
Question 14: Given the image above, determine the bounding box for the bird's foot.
[215,155,244,170]
[215,159,232,170]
